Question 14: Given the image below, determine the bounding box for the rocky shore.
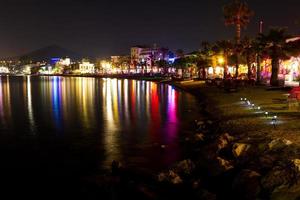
[155,81,300,200]
[85,80,300,200]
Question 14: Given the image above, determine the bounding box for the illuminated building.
[0,66,10,74]
[260,36,300,85]
[39,65,53,75]
[111,55,130,73]
[260,57,300,84]
[58,58,71,66]
[79,61,95,74]
[21,65,32,75]
[130,44,169,73]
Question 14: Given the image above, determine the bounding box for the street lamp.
[218,56,225,65]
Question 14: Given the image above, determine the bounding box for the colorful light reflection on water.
[0,76,201,171]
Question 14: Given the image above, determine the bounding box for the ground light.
[239,98,280,128]
[271,116,278,128]
[265,112,269,118]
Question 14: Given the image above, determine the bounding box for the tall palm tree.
[212,40,234,79]
[197,43,213,79]
[241,37,256,80]
[195,42,211,79]
[223,0,254,77]
[258,28,291,86]
[155,60,169,74]
[252,35,268,84]
[223,0,254,44]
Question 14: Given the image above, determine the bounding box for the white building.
[0,66,10,74]
[58,58,71,66]
[79,61,95,74]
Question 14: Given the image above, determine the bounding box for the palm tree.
[223,0,254,77]
[173,57,187,78]
[252,36,267,84]
[258,28,291,86]
[223,0,254,44]
[155,60,169,74]
[212,40,234,79]
[241,37,256,80]
[198,42,213,79]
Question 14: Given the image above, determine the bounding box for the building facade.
[79,61,95,74]
[130,44,169,73]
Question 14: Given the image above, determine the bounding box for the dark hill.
[19,45,82,62]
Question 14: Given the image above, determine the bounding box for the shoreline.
[4,74,300,199]
[157,81,300,200]
[13,73,171,82]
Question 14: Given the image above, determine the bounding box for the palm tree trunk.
[256,55,261,84]
[235,54,239,78]
[236,23,241,44]
[223,55,228,79]
[235,22,241,78]
[247,56,251,80]
[202,68,206,79]
[270,57,280,86]
[223,65,227,79]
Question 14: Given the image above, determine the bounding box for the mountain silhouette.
[19,45,82,62]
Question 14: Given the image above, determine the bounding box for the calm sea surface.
[0,76,202,197]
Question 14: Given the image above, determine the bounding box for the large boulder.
[261,165,297,192]
[268,139,292,151]
[216,133,235,151]
[271,182,300,200]
[194,133,205,142]
[269,159,300,200]
[258,154,276,170]
[232,169,261,200]
[209,157,234,176]
[158,170,183,185]
[174,159,195,176]
[232,143,251,158]
[292,159,300,173]
[195,120,205,131]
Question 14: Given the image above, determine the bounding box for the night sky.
[1,0,300,58]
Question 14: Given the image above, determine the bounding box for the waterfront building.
[58,58,71,66]
[0,66,10,74]
[111,55,131,73]
[205,36,300,85]
[39,65,54,75]
[79,61,95,74]
[130,44,169,73]
[260,36,300,85]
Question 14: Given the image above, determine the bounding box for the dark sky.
[1,0,300,58]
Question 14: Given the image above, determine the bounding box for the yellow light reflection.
[0,77,11,126]
[124,79,129,122]
[75,77,96,130]
[103,78,120,166]
[27,76,36,134]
